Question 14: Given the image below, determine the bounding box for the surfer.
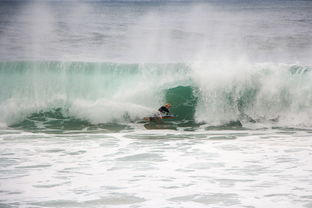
[143,104,173,121]
[158,104,172,116]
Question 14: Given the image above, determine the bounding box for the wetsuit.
[158,106,170,115]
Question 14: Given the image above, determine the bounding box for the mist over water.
[0,0,312,63]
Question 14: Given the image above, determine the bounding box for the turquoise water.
[1,61,311,131]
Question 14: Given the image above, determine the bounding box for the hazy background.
[0,0,311,64]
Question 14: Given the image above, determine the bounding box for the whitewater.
[1,0,312,208]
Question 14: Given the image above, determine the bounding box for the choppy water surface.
[1,129,312,208]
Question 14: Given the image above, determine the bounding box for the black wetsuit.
[158,106,170,115]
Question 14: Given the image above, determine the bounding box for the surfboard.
[143,115,176,121]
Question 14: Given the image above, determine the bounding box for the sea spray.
[193,61,312,127]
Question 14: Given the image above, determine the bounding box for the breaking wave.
[0,61,311,131]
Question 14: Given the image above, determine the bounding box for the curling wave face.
[0,61,311,131]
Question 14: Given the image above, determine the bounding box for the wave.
[0,61,311,131]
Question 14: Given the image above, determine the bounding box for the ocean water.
[1,0,312,207]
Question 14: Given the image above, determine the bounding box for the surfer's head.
[165,104,172,108]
